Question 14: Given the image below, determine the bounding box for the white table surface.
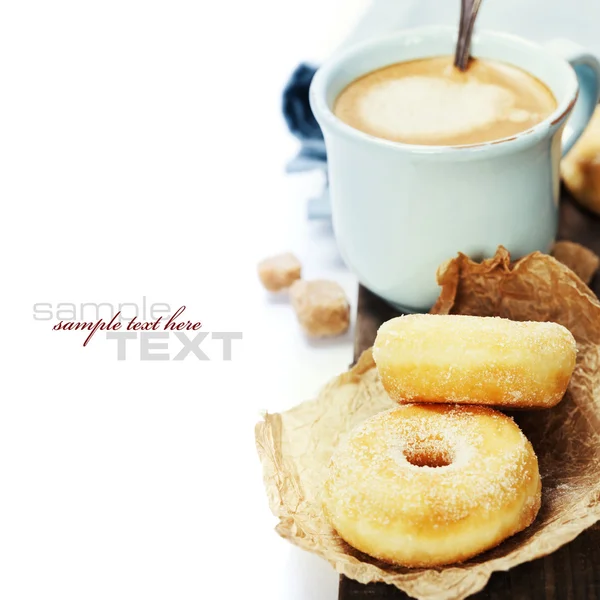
[3,1,365,598]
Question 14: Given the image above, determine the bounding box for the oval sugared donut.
[324,404,541,567]
[373,314,577,408]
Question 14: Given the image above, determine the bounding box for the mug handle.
[544,39,600,156]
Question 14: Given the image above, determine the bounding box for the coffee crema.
[333,56,557,146]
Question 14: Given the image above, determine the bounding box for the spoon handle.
[454,0,483,71]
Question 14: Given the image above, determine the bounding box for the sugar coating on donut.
[324,404,541,565]
[329,405,531,523]
[373,314,577,408]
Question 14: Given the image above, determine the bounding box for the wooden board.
[341,193,600,600]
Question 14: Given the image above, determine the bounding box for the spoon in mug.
[454,0,483,71]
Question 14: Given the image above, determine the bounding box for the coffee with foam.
[333,56,557,146]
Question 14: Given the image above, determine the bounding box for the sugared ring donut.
[324,404,541,567]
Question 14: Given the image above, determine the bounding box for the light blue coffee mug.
[310,26,600,312]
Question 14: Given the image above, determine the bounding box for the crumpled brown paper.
[255,246,600,600]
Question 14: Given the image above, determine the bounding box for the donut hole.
[403,441,453,468]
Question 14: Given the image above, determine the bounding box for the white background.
[4,1,600,599]
[3,1,365,599]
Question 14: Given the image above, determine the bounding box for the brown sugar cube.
[257,253,302,291]
[551,240,600,285]
[290,279,350,337]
